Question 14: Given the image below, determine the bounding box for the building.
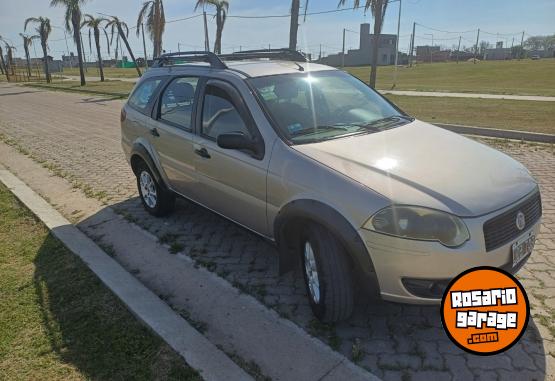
[318,23,397,67]
[415,45,453,62]
[484,41,512,60]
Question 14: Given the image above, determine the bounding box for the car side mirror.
[217,133,260,155]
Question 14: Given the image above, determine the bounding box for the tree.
[136,0,165,59]
[82,15,109,81]
[50,0,87,86]
[106,16,142,77]
[289,0,310,51]
[24,17,52,83]
[338,0,388,88]
[195,0,229,54]
[19,33,38,78]
[0,37,8,78]
[1,38,17,76]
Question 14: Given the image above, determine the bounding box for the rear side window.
[128,78,163,113]
[159,77,199,130]
[201,85,251,140]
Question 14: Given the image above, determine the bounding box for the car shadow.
[100,195,547,379]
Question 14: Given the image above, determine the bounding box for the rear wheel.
[301,224,354,322]
[136,161,175,217]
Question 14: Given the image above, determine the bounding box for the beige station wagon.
[121,50,542,322]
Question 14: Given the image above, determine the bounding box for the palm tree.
[0,37,8,78]
[195,0,229,54]
[338,0,388,88]
[24,17,52,83]
[50,0,87,86]
[19,33,38,78]
[2,41,16,76]
[105,16,142,77]
[81,15,109,81]
[136,0,165,59]
[289,0,309,51]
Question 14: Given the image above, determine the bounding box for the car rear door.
[192,79,269,235]
[147,76,202,198]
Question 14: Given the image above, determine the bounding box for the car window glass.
[250,71,405,144]
[128,78,162,112]
[160,77,199,130]
[201,85,251,140]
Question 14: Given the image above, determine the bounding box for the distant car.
[121,49,542,322]
[530,55,541,60]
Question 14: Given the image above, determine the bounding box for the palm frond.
[136,1,152,37]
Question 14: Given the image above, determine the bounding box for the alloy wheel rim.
[139,171,157,208]
[304,241,321,304]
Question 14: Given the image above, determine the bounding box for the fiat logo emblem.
[516,211,526,231]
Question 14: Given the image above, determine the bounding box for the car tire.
[136,161,175,217]
[301,223,354,322]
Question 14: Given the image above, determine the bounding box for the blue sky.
[1,0,554,60]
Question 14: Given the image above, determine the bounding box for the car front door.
[148,76,201,198]
[193,79,269,235]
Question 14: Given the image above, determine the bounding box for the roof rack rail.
[219,48,308,63]
[152,51,227,69]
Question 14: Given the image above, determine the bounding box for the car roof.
[144,60,337,79]
[223,60,337,78]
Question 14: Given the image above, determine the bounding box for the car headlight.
[363,206,470,247]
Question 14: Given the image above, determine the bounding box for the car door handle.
[150,128,160,137]
[194,147,211,159]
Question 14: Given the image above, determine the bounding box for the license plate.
[512,233,535,267]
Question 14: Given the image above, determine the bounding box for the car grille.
[483,191,542,252]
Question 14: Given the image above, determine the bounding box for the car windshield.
[249,70,412,144]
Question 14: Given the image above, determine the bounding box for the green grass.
[24,80,134,97]
[386,94,555,134]
[347,58,555,96]
[59,67,142,79]
[0,183,200,380]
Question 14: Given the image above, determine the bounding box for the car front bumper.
[358,207,541,304]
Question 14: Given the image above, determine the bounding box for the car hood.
[293,120,537,217]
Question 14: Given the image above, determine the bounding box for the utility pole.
[474,28,480,63]
[519,31,525,60]
[203,7,210,52]
[456,35,461,63]
[342,28,346,68]
[409,22,415,67]
[319,44,322,61]
[392,0,402,89]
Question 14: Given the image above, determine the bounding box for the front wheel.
[301,224,354,322]
[136,161,175,217]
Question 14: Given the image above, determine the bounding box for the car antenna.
[294,62,305,72]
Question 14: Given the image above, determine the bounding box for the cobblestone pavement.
[1,84,554,380]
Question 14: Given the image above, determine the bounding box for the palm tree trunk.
[118,25,142,77]
[153,1,161,58]
[7,48,15,76]
[0,46,7,78]
[41,41,51,83]
[289,0,300,51]
[72,19,86,86]
[214,9,222,54]
[94,29,105,82]
[369,11,383,88]
[24,46,32,78]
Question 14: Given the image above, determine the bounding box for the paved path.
[380,89,555,102]
[61,74,555,101]
[1,83,554,380]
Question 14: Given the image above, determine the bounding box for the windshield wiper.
[363,115,413,128]
[291,124,352,136]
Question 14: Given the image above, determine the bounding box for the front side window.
[201,85,251,140]
[159,77,199,130]
[249,70,410,144]
[128,78,162,112]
